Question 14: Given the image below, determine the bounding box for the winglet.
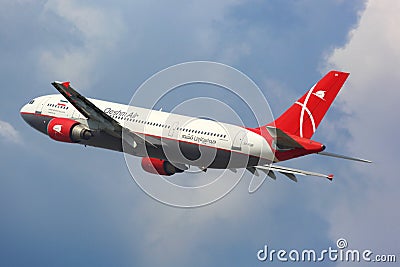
[61,81,71,88]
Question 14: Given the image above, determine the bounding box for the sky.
[1,0,399,266]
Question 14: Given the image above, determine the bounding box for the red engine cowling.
[47,118,92,143]
[141,157,184,176]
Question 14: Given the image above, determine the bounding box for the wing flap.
[255,164,333,181]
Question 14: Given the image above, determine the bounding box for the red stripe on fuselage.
[20,112,56,119]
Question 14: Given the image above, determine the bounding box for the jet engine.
[47,118,92,143]
[141,157,185,176]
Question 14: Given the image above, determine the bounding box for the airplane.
[20,70,371,183]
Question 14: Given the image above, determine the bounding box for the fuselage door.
[231,130,247,151]
[34,96,50,115]
[168,122,179,137]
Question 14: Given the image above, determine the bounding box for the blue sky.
[1,0,399,266]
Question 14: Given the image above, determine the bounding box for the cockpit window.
[29,100,35,104]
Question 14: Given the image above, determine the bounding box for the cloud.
[0,1,372,266]
[0,119,21,144]
[38,0,125,89]
[324,0,400,260]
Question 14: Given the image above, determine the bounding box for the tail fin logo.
[313,90,326,101]
[267,71,349,139]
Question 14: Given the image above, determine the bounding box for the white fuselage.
[20,94,275,169]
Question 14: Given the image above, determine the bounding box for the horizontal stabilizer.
[318,151,372,163]
[266,126,303,149]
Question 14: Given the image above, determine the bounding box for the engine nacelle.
[47,118,92,143]
[141,157,184,176]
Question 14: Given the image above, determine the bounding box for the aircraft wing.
[254,164,333,181]
[51,81,156,147]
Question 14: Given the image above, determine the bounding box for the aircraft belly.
[140,138,263,169]
[22,112,269,168]
[80,133,123,152]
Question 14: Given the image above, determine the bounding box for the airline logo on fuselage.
[53,125,62,133]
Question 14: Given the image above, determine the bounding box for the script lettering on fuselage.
[104,108,139,119]
[181,134,217,145]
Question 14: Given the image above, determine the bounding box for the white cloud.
[325,0,400,260]
[38,0,125,88]
[0,1,373,266]
[132,178,282,267]
[0,120,22,144]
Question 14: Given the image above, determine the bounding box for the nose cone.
[20,104,30,123]
[20,108,34,134]
[19,104,25,113]
[20,100,52,135]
